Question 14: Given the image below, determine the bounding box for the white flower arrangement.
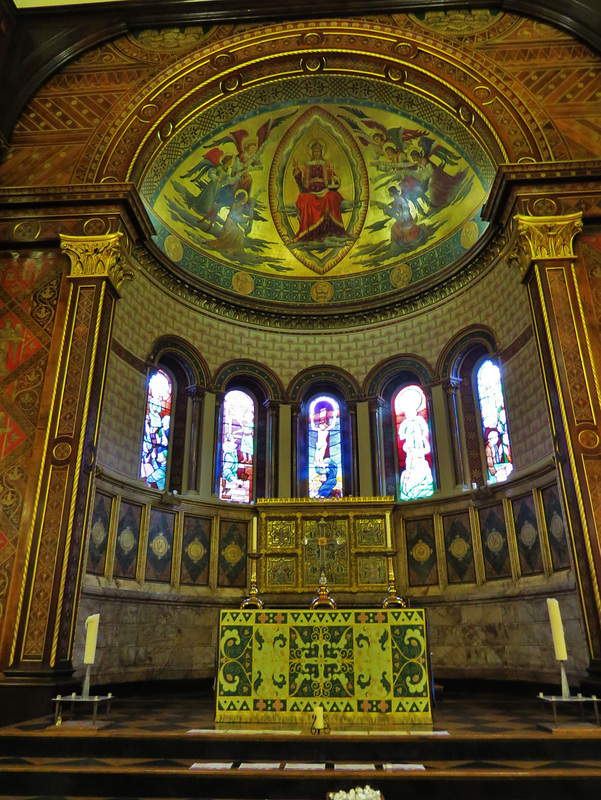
[328,786,383,800]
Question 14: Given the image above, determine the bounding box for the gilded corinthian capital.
[60,232,135,290]
[514,211,583,261]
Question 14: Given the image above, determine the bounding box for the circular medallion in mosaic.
[519,522,538,548]
[410,539,433,563]
[224,542,243,565]
[186,537,206,563]
[119,528,136,553]
[549,512,565,541]
[449,535,469,560]
[486,530,504,553]
[151,532,170,559]
[91,521,107,547]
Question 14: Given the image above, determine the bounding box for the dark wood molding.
[0,183,155,246]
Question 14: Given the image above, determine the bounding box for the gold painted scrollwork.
[505,235,531,279]
[60,232,135,290]
[514,211,583,261]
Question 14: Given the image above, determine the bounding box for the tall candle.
[84,613,100,665]
[547,598,568,661]
[252,517,258,552]
[385,514,392,550]
[314,704,324,730]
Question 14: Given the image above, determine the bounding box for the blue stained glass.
[394,384,434,501]
[219,389,254,503]
[140,369,172,491]
[308,395,343,499]
[477,359,513,484]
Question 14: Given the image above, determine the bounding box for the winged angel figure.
[166,113,296,271]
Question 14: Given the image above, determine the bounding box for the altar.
[216,607,432,728]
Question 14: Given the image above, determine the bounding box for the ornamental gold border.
[11,278,77,665]
[116,20,521,186]
[532,262,601,650]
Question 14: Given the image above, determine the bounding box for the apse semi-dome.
[133,25,503,313]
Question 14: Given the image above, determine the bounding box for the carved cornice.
[0,184,155,246]
[514,212,583,262]
[186,385,207,399]
[483,162,601,227]
[60,232,135,290]
[134,224,512,331]
[366,396,386,413]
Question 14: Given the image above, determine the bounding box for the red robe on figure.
[293,159,347,242]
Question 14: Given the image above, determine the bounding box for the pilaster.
[0,232,132,718]
[516,209,601,676]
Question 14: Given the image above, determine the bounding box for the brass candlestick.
[382,549,406,609]
[241,552,264,609]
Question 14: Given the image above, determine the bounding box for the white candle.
[385,514,392,550]
[547,598,568,661]
[84,613,100,665]
[314,704,324,730]
[252,517,258,552]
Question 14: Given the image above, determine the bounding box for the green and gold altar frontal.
[216,608,432,727]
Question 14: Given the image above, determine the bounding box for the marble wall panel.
[218,519,247,587]
[512,493,544,576]
[180,514,211,586]
[426,591,589,683]
[405,517,438,586]
[74,592,219,684]
[113,501,142,579]
[479,503,512,580]
[541,483,571,570]
[145,508,175,584]
[443,512,476,584]
[87,492,111,576]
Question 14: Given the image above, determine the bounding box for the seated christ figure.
[291,139,347,242]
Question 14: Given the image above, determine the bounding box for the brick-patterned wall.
[98,353,146,476]
[503,335,553,469]
[101,258,552,476]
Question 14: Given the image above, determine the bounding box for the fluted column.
[355,399,374,497]
[442,377,468,489]
[429,381,455,495]
[263,399,279,498]
[1,233,133,689]
[277,403,292,498]
[185,385,205,493]
[516,210,601,677]
[211,391,225,498]
[347,400,359,496]
[291,402,301,497]
[367,397,386,496]
[198,391,217,501]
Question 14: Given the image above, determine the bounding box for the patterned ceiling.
[1,10,600,315]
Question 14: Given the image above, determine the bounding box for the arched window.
[140,368,172,491]
[219,389,255,503]
[476,359,513,484]
[308,394,343,499]
[393,384,434,501]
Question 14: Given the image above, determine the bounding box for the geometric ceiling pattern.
[1,10,601,314]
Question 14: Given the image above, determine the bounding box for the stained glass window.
[394,385,434,501]
[308,395,343,499]
[140,369,172,491]
[219,389,255,503]
[477,359,513,484]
